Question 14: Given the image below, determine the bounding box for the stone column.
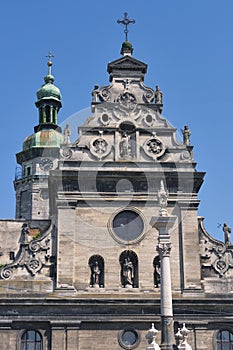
[152,180,176,350]
[155,215,176,350]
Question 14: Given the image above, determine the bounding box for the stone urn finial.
[175,323,192,350]
[145,323,161,350]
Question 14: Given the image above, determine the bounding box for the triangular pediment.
[107,55,147,74]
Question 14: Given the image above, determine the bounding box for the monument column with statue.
[152,181,176,350]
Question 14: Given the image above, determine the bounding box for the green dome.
[23,129,64,151]
[122,41,133,49]
[121,41,134,55]
[36,74,61,101]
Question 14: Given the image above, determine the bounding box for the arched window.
[21,330,42,350]
[216,330,233,350]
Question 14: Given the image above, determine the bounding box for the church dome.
[23,128,64,151]
[36,62,61,101]
[36,74,61,101]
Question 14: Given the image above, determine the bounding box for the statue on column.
[158,180,168,217]
[181,125,191,146]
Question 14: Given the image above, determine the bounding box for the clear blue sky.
[0,0,233,241]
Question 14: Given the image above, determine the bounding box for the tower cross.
[45,51,54,75]
[117,12,135,42]
[46,51,54,61]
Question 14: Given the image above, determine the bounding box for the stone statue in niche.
[63,124,71,144]
[181,125,191,146]
[92,85,99,102]
[155,85,163,104]
[90,261,101,287]
[122,257,134,287]
[223,223,231,244]
[119,133,132,158]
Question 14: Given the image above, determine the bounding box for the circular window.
[109,209,145,244]
[118,329,140,349]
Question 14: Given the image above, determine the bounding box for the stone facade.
[0,40,232,350]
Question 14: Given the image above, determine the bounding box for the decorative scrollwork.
[99,87,111,101]
[1,267,13,280]
[143,90,154,103]
[29,241,41,252]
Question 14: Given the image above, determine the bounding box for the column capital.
[157,242,172,257]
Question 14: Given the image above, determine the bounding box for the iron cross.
[117,12,135,42]
[46,51,54,62]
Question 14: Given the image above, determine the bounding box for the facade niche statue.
[119,132,132,158]
[120,251,138,288]
[89,255,104,288]
[122,257,134,287]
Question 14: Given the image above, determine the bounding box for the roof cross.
[117,12,135,42]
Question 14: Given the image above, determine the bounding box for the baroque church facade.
[0,30,233,350]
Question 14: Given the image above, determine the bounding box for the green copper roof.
[23,129,64,151]
[36,62,61,101]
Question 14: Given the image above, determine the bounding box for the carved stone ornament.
[99,113,111,126]
[89,137,111,160]
[60,146,73,159]
[0,223,53,279]
[139,81,155,103]
[157,243,172,257]
[200,239,233,277]
[25,258,43,275]
[99,85,112,102]
[116,92,137,111]
[143,137,165,159]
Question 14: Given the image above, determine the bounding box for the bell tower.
[14,58,64,220]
